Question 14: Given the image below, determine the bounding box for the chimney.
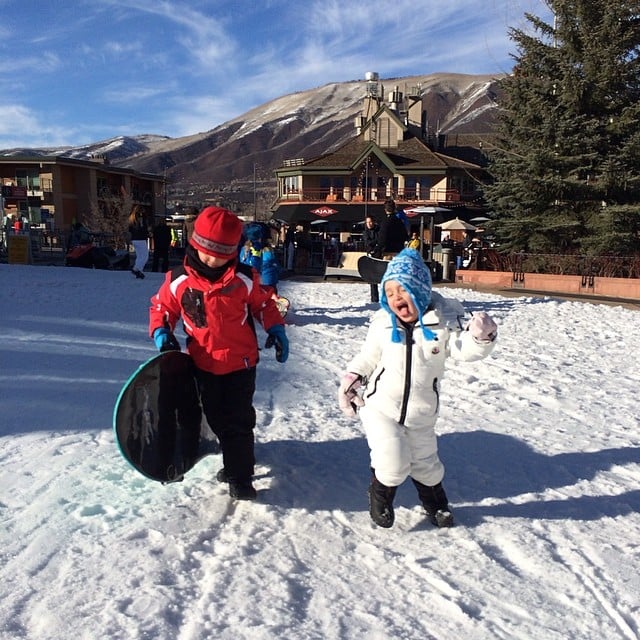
[359,71,381,133]
[89,153,109,165]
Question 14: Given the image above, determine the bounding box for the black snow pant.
[196,366,257,483]
[152,247,170,272]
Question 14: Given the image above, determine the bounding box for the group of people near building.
[126,206,183,278]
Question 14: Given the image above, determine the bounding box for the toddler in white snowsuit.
[338,248,497,528]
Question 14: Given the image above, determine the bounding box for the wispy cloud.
[96,0,237,71]
[0,0,555,147]
[0,105,40,135]
[0,104,81,148]
[101,84,171,104]
[2,52,61,74]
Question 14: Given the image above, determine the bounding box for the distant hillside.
[0,72,503,213]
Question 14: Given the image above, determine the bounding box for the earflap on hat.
[190,206,243,259]
[380,248,435,342]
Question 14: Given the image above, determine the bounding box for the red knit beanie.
[190,206,243,259]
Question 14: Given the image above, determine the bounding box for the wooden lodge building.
[271,73,489,248]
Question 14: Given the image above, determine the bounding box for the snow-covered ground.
[1,264,639,640]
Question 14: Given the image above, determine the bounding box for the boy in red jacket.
[149,206,288,500]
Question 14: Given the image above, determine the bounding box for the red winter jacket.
[149,259,284,375]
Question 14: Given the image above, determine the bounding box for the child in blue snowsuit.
[260,242,280,294]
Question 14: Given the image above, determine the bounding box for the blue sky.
[0,0,552,149]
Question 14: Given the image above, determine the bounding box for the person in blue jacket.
[260,241,280,294]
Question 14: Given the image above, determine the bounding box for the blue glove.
[265,324,288,363]
[152,327,181,352]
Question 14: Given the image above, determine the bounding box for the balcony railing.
[277,186,474,204]
[14,177,53,192]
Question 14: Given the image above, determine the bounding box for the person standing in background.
[260,240,281,294]
[284,224,296,272]
[128,205,150,279]
[151,217,172,273]
[363,215,380,303]
[372,199,408,259]
[407,232,420,250]
[183,206,199,247]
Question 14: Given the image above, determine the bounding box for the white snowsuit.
[346,292,496,487]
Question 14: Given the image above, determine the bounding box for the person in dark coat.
[152,217,173,272]
[128,205,150,279]
[372,199,408,259]
[363,215,380,303]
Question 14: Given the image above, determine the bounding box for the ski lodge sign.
[310,206,338,218]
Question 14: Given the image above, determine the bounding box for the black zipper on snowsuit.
[398,323,414,425]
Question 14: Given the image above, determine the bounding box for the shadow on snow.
[257,430,640,527]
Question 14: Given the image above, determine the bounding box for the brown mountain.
[0,72,503,213]
[124,72,502,185]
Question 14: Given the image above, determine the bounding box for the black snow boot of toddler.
[411,479,454,528]
[368,475,398,528]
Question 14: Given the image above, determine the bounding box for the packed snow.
[1,264,639,640]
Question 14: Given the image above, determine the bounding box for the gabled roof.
[301,136,482,172]
[359,103,407,137]
[301,138,368,169]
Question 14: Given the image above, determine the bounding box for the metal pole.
[253,163,257,221]
[163,169,167,216]
[364,158,368,219]
[429,215,435,263]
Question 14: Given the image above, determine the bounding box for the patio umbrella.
[404,206,451,218]
[436,217,477,231]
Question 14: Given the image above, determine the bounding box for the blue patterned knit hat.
[380,248,435,343]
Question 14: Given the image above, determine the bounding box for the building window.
[16,169,40,189]
[284,176,298,193]
[97,176,109,197]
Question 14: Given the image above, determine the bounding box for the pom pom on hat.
[190,206,243,259]
[380,248,435,342]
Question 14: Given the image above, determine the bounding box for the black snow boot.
[368,475,398,528]
[411,479,454,528]
[218,467,256,500]
[229,481,257,501]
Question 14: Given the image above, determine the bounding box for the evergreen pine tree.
[484,1,640,256]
